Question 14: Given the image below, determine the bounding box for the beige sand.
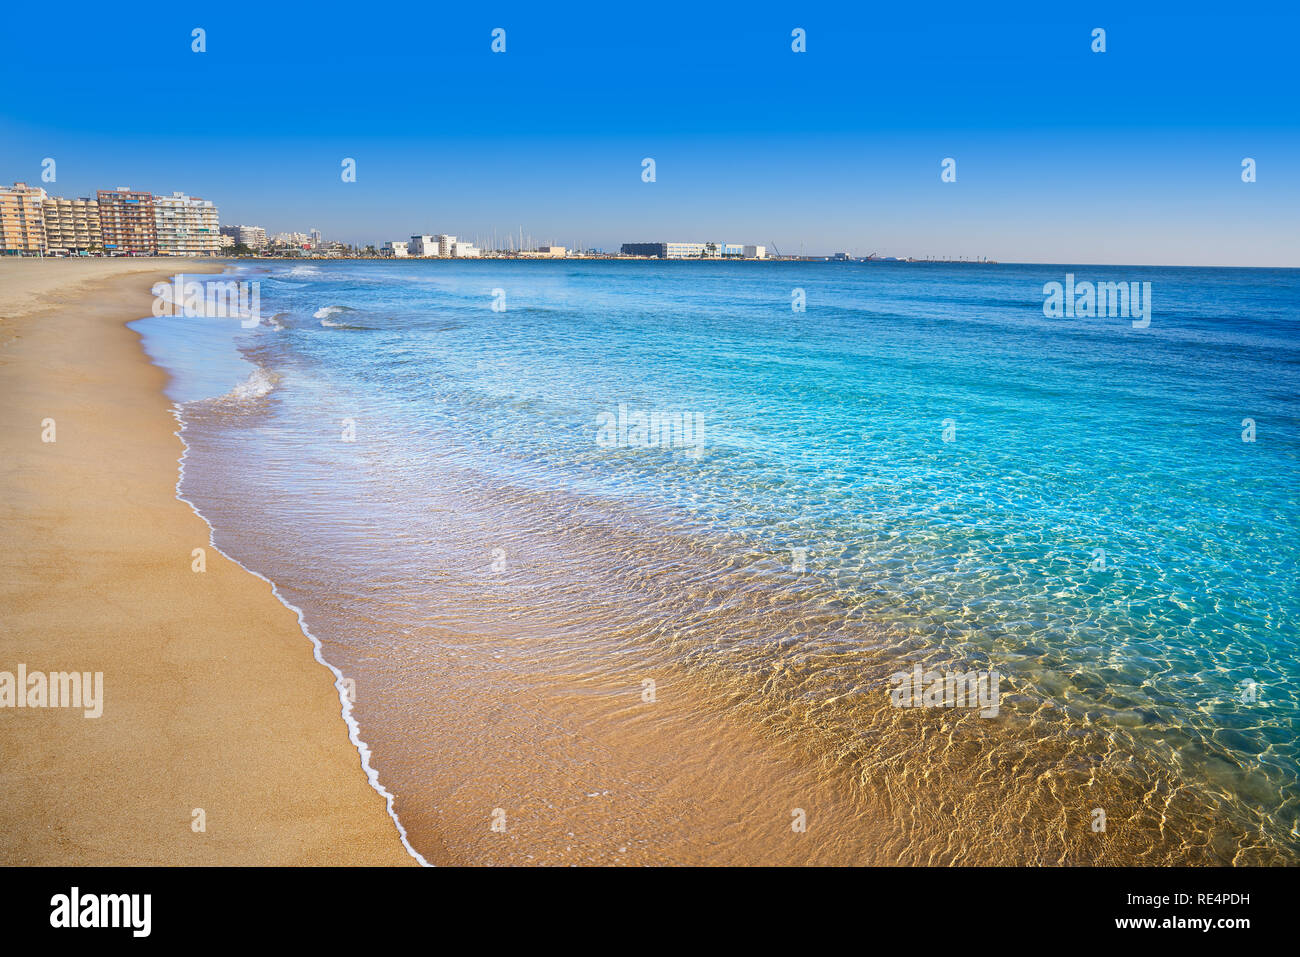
[0,258,414,865]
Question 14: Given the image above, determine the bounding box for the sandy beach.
[0,258,414,865]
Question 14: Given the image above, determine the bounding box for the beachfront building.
[451,240,480,258]
[436,234,456,257]
[154,192,221,256]
[743,244,767,259]
[537,245,566,258]
[382,240,409,257]
[0,182,48,255]
[409,235,438,256]
[220,224,267,250]
[41,196,102,255]
[97,187,157,255]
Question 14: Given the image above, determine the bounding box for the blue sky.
[2,0,1296,264]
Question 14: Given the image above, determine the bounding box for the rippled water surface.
[134,260,1300,864]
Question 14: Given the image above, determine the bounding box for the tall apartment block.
[154,191,221,256]
[220,224,266,249]
[0,182,48,255]
[97,187,157,255]
[42,196,103,254]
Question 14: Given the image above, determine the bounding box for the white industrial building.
[409,234,437,256]
[627,241,766,259]
[388,232,481,258]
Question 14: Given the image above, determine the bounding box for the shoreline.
[0,259,416,865]
[169,400,430,866]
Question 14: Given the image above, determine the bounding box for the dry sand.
[0,258,414,865]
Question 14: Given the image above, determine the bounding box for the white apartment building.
[154,192,221,256]
[451,241,480,258]
[383,240,409,257]
[237,225,266,249]
[743,245,767,259]
[220,224,266,249]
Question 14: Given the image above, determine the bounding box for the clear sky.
[3,0,1296,264]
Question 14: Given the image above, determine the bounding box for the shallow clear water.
[134,260,1300,864]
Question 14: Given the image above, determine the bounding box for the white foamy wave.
[218,366,278,402]
[315,305,355,327]
[315,305,364,328]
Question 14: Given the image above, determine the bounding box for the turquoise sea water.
[134,260,1299,864]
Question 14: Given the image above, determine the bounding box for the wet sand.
[0,258,414,865]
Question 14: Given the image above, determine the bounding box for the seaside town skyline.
[0,179,986,261]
